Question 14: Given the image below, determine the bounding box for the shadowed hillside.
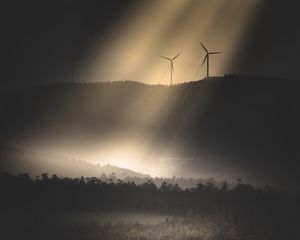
[0,76,299,191]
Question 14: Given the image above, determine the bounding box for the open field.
[4,211,170,226]
[1,212,242,240]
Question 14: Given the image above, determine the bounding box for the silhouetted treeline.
[0,172,299,238]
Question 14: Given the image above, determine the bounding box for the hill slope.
[0,76,299,190]
[0,145,150,179]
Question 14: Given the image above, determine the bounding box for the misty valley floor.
[2,211,242,240]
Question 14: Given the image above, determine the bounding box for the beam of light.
[84,0,262,84]
[6,0,264,181]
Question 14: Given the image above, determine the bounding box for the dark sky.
[0,0,138,85]
[1,0,300,86]
[232,0,300,79]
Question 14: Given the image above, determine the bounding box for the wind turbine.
[200,42,221,78]
[160,52,182,85]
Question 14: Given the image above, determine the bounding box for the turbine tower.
[200,42,221,78]
[160,52,181,85]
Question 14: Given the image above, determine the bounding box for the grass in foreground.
[5,217,246,240]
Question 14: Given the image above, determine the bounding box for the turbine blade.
[201,55,208,66]
[160,56,171,61]
[171,62,174,72]
[209,51,222,55]
[200,42,208,53]
[172,51,182,60]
